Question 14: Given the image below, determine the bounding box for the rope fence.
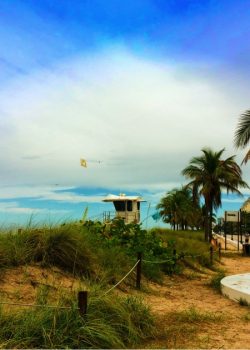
[0,246,219,316]
[0,301,73,310]
[101,259,140,297]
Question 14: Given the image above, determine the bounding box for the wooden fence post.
[210,246,213,265]
[78,291,88,316]
[136,252,142,290]
[218,242,221,261]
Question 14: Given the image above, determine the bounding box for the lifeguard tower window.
[127,201,132,211]
[114,201,125,211]
[137,202,140,210]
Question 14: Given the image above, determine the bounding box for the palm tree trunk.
[209,202,213,242]
[204,202,209,241]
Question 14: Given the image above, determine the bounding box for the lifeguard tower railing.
[103,211,140,223]
[103,211,116,222]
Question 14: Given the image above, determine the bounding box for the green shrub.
[239,298,250,307]
[152,228,214,269]
[93,219,181,279]
[209,271,225,292]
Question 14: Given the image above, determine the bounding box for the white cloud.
[0,201,42,213]
[0,185,104,203]
[0,201,69,214]
[1,47,250,191]
[222,196,249,204]
[37,192,104,203]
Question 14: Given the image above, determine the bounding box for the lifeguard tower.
[102,194,145,224]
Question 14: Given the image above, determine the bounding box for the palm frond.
[241,150,250,165]
[234,110,250,149]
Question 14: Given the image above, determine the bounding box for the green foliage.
[152,228,216,269]
[36,285,51,305]
[0,220,219,348]
[157,186,202,230]
[26,225,93,275]
[182,147,248,241]
[243,312,250,321]
[239,298,250,307]
[0,294,155,349]
[209,271,225,292]
[169,307,224,323]
[234,109,250,150]
[0,224,94,276]
[94,219,181,277]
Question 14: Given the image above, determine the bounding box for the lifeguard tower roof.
[103,194,145,202]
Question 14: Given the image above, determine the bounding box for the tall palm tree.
[234,110,250,164]
[182,148,248,241]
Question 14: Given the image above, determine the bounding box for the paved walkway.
[214,233,243,251]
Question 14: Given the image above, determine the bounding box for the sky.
[1,0,250,227]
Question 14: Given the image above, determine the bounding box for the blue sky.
[1,0,250,226]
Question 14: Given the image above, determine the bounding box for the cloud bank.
[1,48,250,195]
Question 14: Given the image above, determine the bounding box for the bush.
[152,228,214,269]
[92,219,180,279]
[209,271,225,292]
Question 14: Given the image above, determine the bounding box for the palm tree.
[157,186,197,230]
[182,148,248,241]
[234,110,250,164]
[157,191,178,230]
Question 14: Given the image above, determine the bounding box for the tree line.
[157,110,250,242]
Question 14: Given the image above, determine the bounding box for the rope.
[101,259,140,297]
[0,301,75,310]
[143,253,205,264]
[143,258,174,264]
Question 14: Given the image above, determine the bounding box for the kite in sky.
[80,158,103,168]
[80,158,87,167]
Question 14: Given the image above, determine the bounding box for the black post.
[240,210,243,244]
[78,291,88,316]
[173,249,177,268]
[237,222,240,251]
[210,246,213,265]
[224,214,227,251]
[218,242,221,261]
[136,252,142,290]
[237,211,240,251]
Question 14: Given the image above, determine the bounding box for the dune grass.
[148,307,224,349]
[0,222,221,348]
[0,293,155,349]
[0,222,157,348]
[151,228,218,269]
[0,223,134,283]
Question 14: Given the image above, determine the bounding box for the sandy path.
[141,255,250,349]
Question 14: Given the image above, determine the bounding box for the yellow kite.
[80,158,87,167]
